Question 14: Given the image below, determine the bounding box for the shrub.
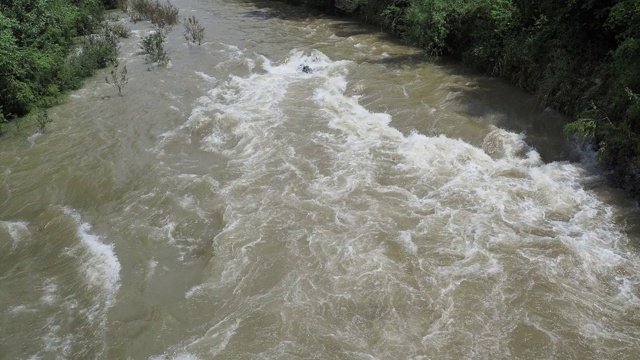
[128,0,179,29]
[106,22,132,38]
[117,0,128,12]
[150,0,179,29]
[129,0,154,22]
[35,109,52,133]
[183,15,205,46]
[0,110,7,136]
[102,0,119,9]
[81,28,119,68]
[14,116,22,134]
[140,32,169,65]
[105,62,129,95]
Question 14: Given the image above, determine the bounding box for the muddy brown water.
[2,0,640,358]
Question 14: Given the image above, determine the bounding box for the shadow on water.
[439,74,579,164]
[239,0,326,20]
[363,53,582,165]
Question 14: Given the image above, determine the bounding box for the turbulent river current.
[2,0,640,358]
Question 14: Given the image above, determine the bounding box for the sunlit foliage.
[0,0,117,119]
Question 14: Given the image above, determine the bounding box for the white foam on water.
[63,207,121,307]
[184,317,241,357]
[146,259,159,282]
[169,49,348,158]
[150,318,239,360]
[195,71,216,83]
[149,353,200,360]
[1,221,30,247]
[8,305,37,315]
[307,52,640,355]
[27,131,43,143]
[42,314,79,356]
[40,280,58,305]
[157,48,640,357]
[185,283,207,299]
[42,317,74,356]
[18,208,123,358]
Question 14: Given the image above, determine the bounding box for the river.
[1,0,640,358]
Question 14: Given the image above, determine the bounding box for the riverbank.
[274,0,640,203]
[0,0,119,130]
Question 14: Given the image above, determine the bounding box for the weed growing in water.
[80,28,119,68]
[184,15,205,46]
[106,62,129,95]
[14,116,22,134]
[150,0,179,30]
[35,109,52,133]
[128,0,152,22]
[140,32,169,65]
[128,0,179,29]
[117,0,128,12]
[106,22,132,38]
[0,109,7,136]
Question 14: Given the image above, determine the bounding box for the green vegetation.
[140,32,169,65]
[0,0,183,134]
[131,0,183,66]
[0,109,7,136]
[283,0,640,197]
[0,0,118,122]
[105,62,129,95]
[129,0,179,30]
[106,21,132,38]
[35,109,51,133]
[149,0,179,30]
[184,15,205,46]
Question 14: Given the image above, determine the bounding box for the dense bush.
[0,0,117,120]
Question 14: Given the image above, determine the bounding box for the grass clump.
[184,15,205,46]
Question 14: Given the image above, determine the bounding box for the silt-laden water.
[1,0,640,358]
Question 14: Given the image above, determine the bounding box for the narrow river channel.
[2,0,640,358]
